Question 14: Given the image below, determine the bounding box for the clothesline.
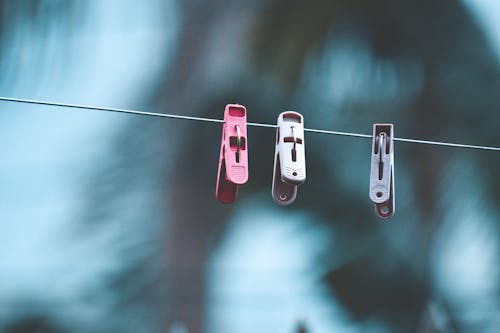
[1,96,499,152]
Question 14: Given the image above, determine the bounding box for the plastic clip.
[272,112,306,205]
[216,104,248,203]
[369,124,395,219]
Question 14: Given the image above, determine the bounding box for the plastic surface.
[272,111,306,205]
[369,124,395,219]
[216,104,248,204]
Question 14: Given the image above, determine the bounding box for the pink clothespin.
[216,104,248,203]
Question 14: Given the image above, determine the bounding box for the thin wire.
[392,137,500,151]
[1,96,499,152]
[0,96,224,124]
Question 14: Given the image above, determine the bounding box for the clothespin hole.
[229,137,246,150]
[280,193,287,200]
[376,192,383,198]
[284,137,302,144]
[380,206,389,215]
[282,112,302,123]
[293,172,297,176]
[228,106,246,117]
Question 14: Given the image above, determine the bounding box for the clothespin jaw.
[272,111,306,205]
[216,104,248,204]
[369,124,395,219]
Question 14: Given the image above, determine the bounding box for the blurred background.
[0,0,499,332]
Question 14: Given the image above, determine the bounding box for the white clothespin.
[272,112,306,205]
[369,124,395,219]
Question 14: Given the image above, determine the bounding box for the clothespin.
[272,112,306,205]
[216,104,248,203]
[369,124,395,219]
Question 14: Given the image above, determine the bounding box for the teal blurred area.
[0,1,499,332]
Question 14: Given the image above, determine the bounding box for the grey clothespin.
[369,124,395,219]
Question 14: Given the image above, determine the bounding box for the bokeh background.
[0,0,499,332]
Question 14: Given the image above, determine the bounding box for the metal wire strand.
[1,96,499,152]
